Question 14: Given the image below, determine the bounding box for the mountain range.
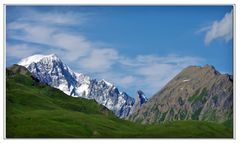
[6,64,233,138]
[17,54,233,124]
[18,54,147,118]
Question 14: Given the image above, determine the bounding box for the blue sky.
[6,6,233,97]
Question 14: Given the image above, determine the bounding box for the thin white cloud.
[137,63,172,76]
[8,22,93,61]
[204,10,233,45]
[17,8,89,26]
[195,26,211,34]
[7,8,96,62]
[7,9,122,73]
[7,44,41,59]
[79,48,119,72]
[8,23,56,45]
[120,76,135,85]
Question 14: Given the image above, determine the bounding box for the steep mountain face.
[18,54,135,118]
[129,65,233,124]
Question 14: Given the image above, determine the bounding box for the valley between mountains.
[6,54,233,138]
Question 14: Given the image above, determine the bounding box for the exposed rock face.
[129,65,233,124]
[7,64,31,76]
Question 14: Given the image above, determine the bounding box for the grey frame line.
[3,4,236,139]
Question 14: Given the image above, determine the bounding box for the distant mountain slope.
[6,65,233,138]
[129,65,233,124]
[18,54,135,118]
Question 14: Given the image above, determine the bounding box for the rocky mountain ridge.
[129,65,233,124]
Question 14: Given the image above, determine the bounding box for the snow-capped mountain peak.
[18,53,136,118]
[18,54,61,67]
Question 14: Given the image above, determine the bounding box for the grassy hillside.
[6,65,233,138]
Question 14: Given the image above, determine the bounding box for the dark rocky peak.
[7,64,40,83]
[202,64,220,76]
[203,64,215,70]
[7,64,31,76]
[183,64,216,71]
[222,74,233,82]
[137,90,144,97]
[180,65,220,77]
[136,90,148,106]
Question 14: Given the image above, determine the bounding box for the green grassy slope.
[6,65,233,138]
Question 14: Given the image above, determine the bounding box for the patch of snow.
[105,99,114,110]
[102,79,113,87]
[58,83,70,95]
[75,84,90,97]
[182,79,191,82]
[116,95,126,109]
[18,54,60,67]
[18,54,47,67]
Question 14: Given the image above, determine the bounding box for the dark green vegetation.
[6,65,233,138]
[188,88,208,104]
[188,88,208,120]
